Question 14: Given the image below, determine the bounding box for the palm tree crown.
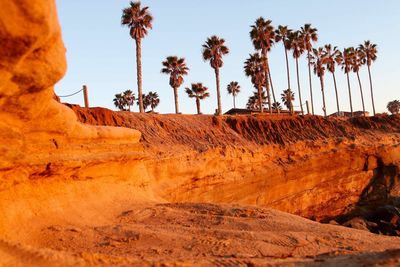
[250,18,275,52]
[323,44,340,73]
[275,25,292,49]
[281,89,295,111]
[359,40,377,67]
[310,47,327,77]
[186,83,210,99]
[227,81,241,96]
[146,91,160,111]
[289,31,305,59]
[202,36,229,69]
[244,53,265,89]
[300,24,318,52]
[121,1,153,40]
[161,56,189,88]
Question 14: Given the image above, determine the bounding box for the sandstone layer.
[1,0,400,266]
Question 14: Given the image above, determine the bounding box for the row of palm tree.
[121,1,378,116]
[113,90,160,112]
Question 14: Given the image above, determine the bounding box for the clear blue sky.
[55,0,400,115]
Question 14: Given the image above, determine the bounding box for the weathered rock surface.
[1,0,400,266]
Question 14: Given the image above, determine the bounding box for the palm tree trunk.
[295,57,304,115]
[196,98,201,114]
[173,86,179,114]
[284,48,291,91]
[346,72,353,117]
[268,67,279,114]
[257,84,263,113]
[356,71,366,116]
[332,72,340,115]
[307,50,315,115]
[214,67,222,115]
[233,95,236,109]
[367,65,376,116]
[320,75,327,117]
[262,49,271,114]
[135,38,144,113]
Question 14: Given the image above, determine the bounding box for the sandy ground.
[2,202,399,266]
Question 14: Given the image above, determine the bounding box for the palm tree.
[146,91,160,112]
[289,31,305,115]
[310,47,328,117]
[121,1,153,113]
[227,81,241,109]
[352,48,366,115]
[387,100,400,115]
[337,47,356,116]
[359,40,378,116]
[250,17,275,113]
[161,56,189,114]
[324,44,341,115]
[300,24,318,115]
[244,53,266,112]
[247,91,267,110]
[185,83,210,114]
[202,36,229,115]
[275,25,293,98]
[113,93,126,111]
[122,90,135,112]
[281,89,295,114]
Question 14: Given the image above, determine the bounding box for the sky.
[55,0,400,115]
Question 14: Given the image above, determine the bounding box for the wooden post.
[306,100,310,115]
[83,85,89,108]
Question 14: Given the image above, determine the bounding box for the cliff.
[68,105,400,220]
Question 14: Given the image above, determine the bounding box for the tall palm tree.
[113,93,126,111]
[281,89,295,114]
[227,81,241,108]
[121,1,153,113]
[250,17,275,114]
[300,24,318,115]
[185,83,210,114]
[352,48,366,115]
[202,36,229,115]
[289,31,305,115]
[324,44,341,115]
[337,47,356,116]
[147,91,160,112]
[359,40,378,116]
[244,53,266,113]
[161,56,189,114]
[275,25,293,98]
[310,47,328,117]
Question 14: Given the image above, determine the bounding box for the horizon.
[55,0,400,115]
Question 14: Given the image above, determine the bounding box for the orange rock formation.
[1,0,400,266]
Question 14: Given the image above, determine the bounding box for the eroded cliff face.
[68,105,400,220]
